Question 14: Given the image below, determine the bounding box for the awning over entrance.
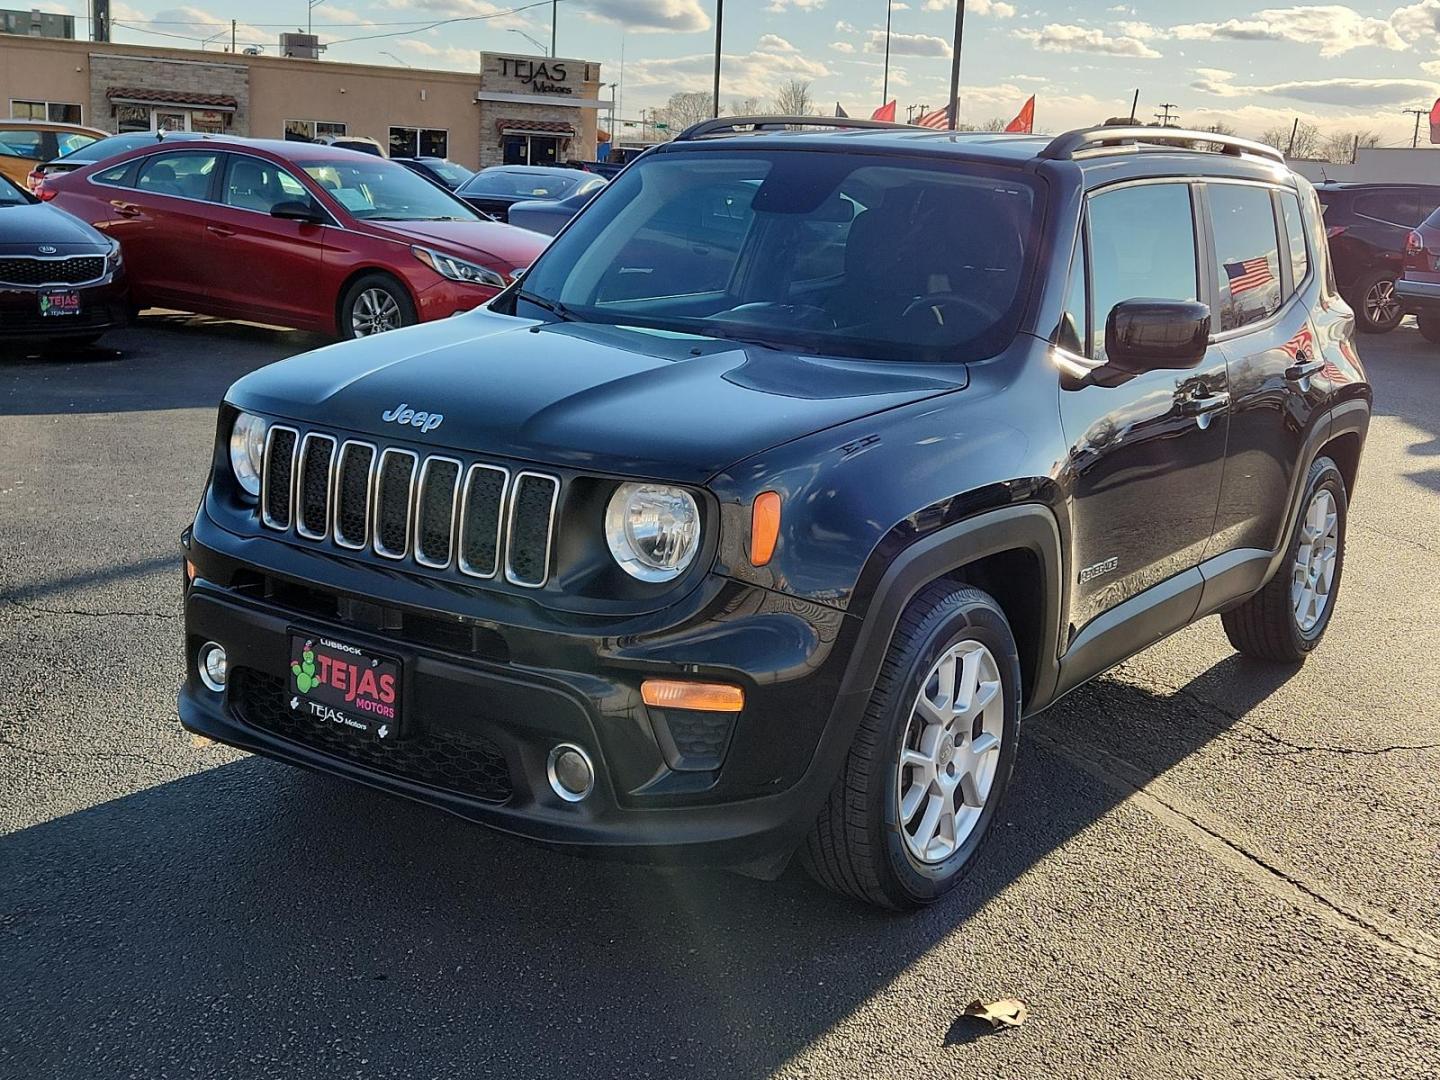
[496,118,575,138]
[106,86,238,112]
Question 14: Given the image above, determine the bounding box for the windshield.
[0,175,31,206]
[461,169,584,200]
[510,149,1040,362]
[304,158,482,221]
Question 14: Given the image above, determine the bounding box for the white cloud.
[1189,66,1434,107]
[757,33,797,53]
[829,41,855,54]
[1014,23,1162,58]
[1173,6,1405,58]
[922,0,1016,15]
[764,0,827,12]
[834,19,855,33]
[376,0,532,30]
[864,29,952,58]
[580,0,710,33]
[397,39,486,69]
[625,48,830,98]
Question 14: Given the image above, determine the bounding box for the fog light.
[198,642,227,693]
[546,743,594,803]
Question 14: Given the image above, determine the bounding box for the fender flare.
[838,503,1065,712]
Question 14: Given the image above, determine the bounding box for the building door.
[502,135,526,164]
[502,134,564,165]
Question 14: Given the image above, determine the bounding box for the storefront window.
[285,120,347,142]
[10,100,82,124]
[389,127,447,160]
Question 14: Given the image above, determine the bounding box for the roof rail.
[1041,126,1285,165]
[674,115,908,141]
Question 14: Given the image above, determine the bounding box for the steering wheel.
[900,292,1002,329]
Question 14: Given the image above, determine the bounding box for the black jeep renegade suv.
[180,119,1370,909]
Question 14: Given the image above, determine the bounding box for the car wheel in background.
[1417,313,1440,344]
[340,274,416,340]
[1221,456,1347,662]
[1351,272,1404,334]
[801,583,1021,909]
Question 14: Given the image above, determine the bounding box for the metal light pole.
[712,0,723,118]
[945,0,964,130]
[882,0,892,106]
[551,0,556,57]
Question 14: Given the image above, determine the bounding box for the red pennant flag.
[1430,97,1440,144]
[1005,95,1036,134]
[871,100,897,122]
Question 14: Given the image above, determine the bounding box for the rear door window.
[136,151,219,201]
[1209,184,1282,331]
[1087,183,1199,362]
[0,128,46,161]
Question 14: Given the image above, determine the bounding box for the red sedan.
[42,138,548,338]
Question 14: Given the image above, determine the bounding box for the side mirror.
[270,200,323,223]
[1104,299,1211,374]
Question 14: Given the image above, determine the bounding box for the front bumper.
[0,274,130,339]
[413,276,502,323]
[179,514,867,873]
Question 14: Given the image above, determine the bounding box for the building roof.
[495,119,576,136]
[106,86,239,110]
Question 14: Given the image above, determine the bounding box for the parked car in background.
[0,172,129,348]
[1315,181,1440,333]
[393,157,475,191]
[29,131,208,194]
[0,118,107,188]
[564,159,624,179]
[453,165,604,222]
[1396,206,1440,344]
[315,134,386,157]
[506,183,606,236]
[45,139,545,338]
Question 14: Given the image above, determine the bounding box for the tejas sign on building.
[499,57,573,96]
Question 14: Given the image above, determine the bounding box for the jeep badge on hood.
[381,403,443,433]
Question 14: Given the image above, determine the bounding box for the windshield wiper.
[516,291,574,322]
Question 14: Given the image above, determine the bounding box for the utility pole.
[945,0,964,131]
[1154,102,1178,127]
[231,18,236,53]
[711,0,723,118]
[1287,116,1299,157]
[1403,107,1428,148]
[1128,89,1139,122]
[882,0,892,107]
[906,104,929,123]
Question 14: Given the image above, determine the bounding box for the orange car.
[0,118,107,188]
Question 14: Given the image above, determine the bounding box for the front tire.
[1417,312,1440,344]
[340,273,416,340]
[1221,456,1347,662]
[801,583,1021,909]
[1351,272,1404,334]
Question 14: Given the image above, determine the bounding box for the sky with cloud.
[47,1,1440,144]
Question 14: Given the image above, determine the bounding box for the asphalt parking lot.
[2,312,1438,1079]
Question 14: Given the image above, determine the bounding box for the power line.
[1154,102,1178,127]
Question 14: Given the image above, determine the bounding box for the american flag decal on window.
[1224,257,1274,296]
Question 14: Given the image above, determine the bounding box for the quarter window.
[135,152,220,200]
[1087,183,1198,362]
[1279,192,1309,295]
[1210,184,1282,331]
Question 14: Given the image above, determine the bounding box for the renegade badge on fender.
[180,118,1370,909]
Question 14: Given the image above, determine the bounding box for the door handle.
[206,225,236,238]
[1181,390,1230,428]
[1285,359,1325,382]
[112,203,141,218]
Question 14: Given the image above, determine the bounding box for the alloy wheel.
[351,288,403,337]
[896,639,1005,864]
[1365,279,1400,326]
[1292,488,1340,632]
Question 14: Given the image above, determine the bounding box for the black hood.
[226,309,966,483]
[0,203,108,255]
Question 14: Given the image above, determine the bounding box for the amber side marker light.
[641,679,745,713]
[750,491,782,567]
[184,559,197,584]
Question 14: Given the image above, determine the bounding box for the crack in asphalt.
[0,736,181,774]
[0,597,178,621]
[1351,519,1440,556]
[1029,727,1440,973]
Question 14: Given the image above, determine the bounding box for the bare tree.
[772,79,815,117]
[981,116,1008,132]
[656,91,714,134]
[1260,121,1321,158]
[727,96,764,116]
[1320,129,1382,163]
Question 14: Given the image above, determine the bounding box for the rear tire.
[1417,312,1440,344]
[1221,456,1347,662]
[1350,272,1404,334]
[801,583,1021,909]
[339,273,416,340]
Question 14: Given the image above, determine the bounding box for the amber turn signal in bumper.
[641,679,745,713]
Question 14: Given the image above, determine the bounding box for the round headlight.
[229,411,268,498]
[604,483,701,582]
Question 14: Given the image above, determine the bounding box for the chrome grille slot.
[332,441,375,550]
[373,448,418,559]
[457,464,509,579]
[261,425,299,531]
[506,472,559,588]
[295,433,336,540]
[414,456,462,568]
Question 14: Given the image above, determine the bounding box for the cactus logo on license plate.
[288,633,402,742]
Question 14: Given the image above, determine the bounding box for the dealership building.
[0,34,605,166]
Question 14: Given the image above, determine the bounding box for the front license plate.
[288,633,402,742]
[39,290,81,317]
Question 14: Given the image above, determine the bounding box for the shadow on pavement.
[1,656,1300,1079]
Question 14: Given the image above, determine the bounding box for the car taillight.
[25,168,43,191]
[1407,230,1426,257]
[1325,224,1347,239]
[33,180,56,201]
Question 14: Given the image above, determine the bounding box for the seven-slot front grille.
[0,255,105,287]
[260,426,558,588]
